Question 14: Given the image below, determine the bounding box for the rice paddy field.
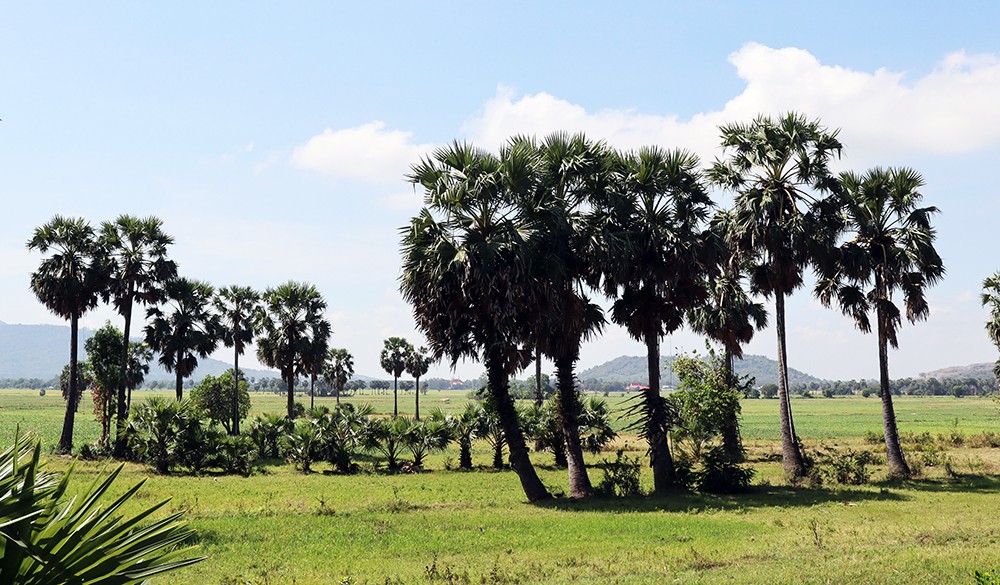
[2,388,999,584]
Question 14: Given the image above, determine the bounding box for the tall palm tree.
[213,285,261,435]
[401,141,551,502]
[101,215,177,456]
[256,281,330,419]
[689,211,768,460]
[981,272,1000,388]
[380,337,413,418]
[816,167,944,478]
[145,278,221,400]
[590,146,715,493]
[323,348,354,407]
[27,216,108,453]
[522,132,610,499]
[302,323,331,410]
[405,346,432,420]
[708,112,843,480]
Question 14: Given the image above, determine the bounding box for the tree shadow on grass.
[892,473,1000,494]
[534,482,906,513]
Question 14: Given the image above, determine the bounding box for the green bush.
[694,446,755,494]
[596,449,643,497]
[816,447,878,485]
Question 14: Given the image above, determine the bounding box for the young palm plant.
[406,419,453,468]
[709,112,844,480]
[363,416,412,471]
[816,167,944,478]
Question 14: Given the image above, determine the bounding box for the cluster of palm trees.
[379,337,432,418]
[27,214,357,455]
[400,113,944,501]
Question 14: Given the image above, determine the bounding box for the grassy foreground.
[2,389,999,584]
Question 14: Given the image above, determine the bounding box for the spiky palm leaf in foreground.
[400,141,550,502]
[0,433,204,584]
[817,167,944,478]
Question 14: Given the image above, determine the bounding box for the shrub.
[694,446,755,494]
[284,418,322,472]
[816,447,878,485]
[216,434,258,476]
[249,413,292,459]
[596,449,643,497]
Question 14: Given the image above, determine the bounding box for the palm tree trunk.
[232,352,240,436]
[58,314,80,454]
[310,373,315,410]
[335,382,341,407]
[285,365,295,419]
[486,353,551,502]
[114,295,133,458]
[775,291,806,480]
[555,355,592,498]
[644,331,677,492]
[535,345,543,406]
[877,298,911,478]
[174,350,184,401]
[415,375,421,420]
[720,347,744,461]
[393,376,398,418]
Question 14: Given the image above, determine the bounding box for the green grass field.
[2,389,999,584]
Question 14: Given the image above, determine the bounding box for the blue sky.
[4,2,1000,382]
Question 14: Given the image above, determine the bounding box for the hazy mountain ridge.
[579,353,821,387]
[0,320,277,382]
[919,362,996,380]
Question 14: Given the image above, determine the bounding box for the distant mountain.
[579,353,821,387]
[0,320,276,382]
[919,362,996,380]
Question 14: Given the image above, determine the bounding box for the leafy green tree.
[405,346,432,420]
[0,434,204,582]
[86,322,124,446]
[817,167,944,478]
[709,113,843,480]
[671,351,746,461]
[145,278,221,400]
[100,215,177,458]
[191,371,251,435]
[381,337,413,418]
[256,281,331,419]
[28,215,108,453]
[58,362,92,414]
[214,285,261,435]
[323,348,354,406]
[689,211,768,460]
[591,147,714,492]
[402,141,551,501]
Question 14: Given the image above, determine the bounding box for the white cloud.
[461,44,1000,167]
[291,121,435,184]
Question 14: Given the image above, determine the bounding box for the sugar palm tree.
[405,346,432,420]
[982,272,1000,387]
[27,216,108,453]
[301,322,331,410]
[689,211,768,460]
[590,146,715,493]
[213,285,260,435]
[521,132,611,499]
[816,167,944,478]
[380,337,413,418]
[101,215,177,456]
[256,281,330,419]
[145,278,221,400]
[401,141,551,502]
[709,112,843,480]
[323,348,354,407]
